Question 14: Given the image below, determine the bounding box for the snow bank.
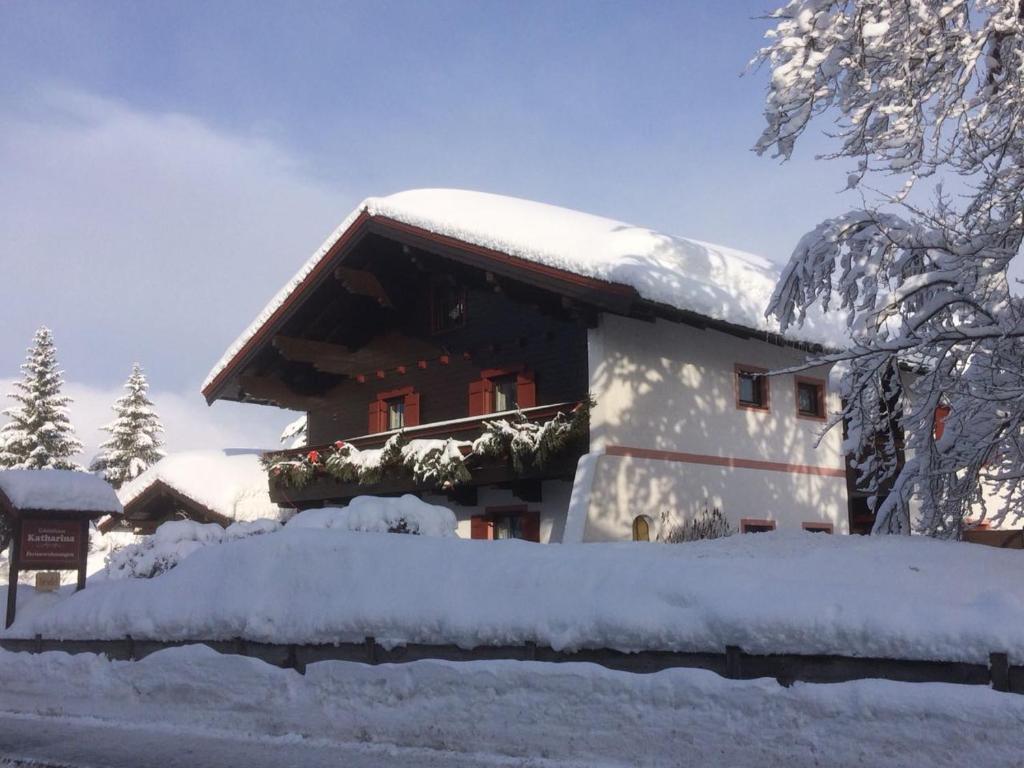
[5,530,1024,664]
[204,189,848,391]
[288,495,457,537]
[1,646,1022,767]
[0,469,121,513]
[101,518,282,579]
[117,449,285,523]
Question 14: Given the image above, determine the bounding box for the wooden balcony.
[265,401,586,508]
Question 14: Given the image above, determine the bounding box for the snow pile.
[288,495,457,537]
[102,518,281,579]
[204,189,848,392]
[6,530,1024,664]
[0,469,121,513]
[1,646,1022,767]
[117,449,284,523]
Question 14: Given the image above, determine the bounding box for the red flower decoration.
[307,450,320,464]
[334,440,345,449]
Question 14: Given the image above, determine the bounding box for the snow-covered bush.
[658,507,733,543]
[104,518,282,579]
[287,494,457,537]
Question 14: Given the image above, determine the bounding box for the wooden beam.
[273,333,442,376]
[238,374,344,409]
[334,266,394,308]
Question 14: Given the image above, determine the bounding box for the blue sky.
[0,1,850,457]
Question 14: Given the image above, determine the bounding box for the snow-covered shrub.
[658,507,733,543]
[287,494,457,537]
[104,518,282,578]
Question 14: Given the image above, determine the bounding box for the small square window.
[741,518,776,534]
[493,376,518,412]
[430,279,466,333]
[736,367,768,410]
[802,522,833,534]
[386,397,405,430]
[796,378,825,419]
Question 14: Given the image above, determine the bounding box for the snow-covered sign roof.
[117,450,283,523]
[203,188,847,397]
[0,469,122,514]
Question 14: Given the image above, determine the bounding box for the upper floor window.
[430,277,466,333]
[368,387,420,433]
[795,377,826,420]
[493,375,518,412]
[385,397,405,430]
[469,367,536,416]
[735,365,769,411]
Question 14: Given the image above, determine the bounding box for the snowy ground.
[3,529,1024,665]
[1,645,1022,767]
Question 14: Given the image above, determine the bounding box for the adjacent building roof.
[117,450,283,523]
[0,469,122,514]
[202,188,847,400]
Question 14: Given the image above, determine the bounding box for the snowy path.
[0,712,564,768]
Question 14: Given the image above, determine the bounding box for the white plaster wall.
[582,453,848,542]
[423,480,572,543]
[583,315,849,539]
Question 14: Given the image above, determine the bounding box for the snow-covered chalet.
[203,189,849,541]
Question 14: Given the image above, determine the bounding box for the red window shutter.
[470,515,492,540]
[367,400,385,434]
[934,405,951,439]
[520,511,541,542]
[516,371,536,409]
[468,379,493,416]
[404,392,420,427]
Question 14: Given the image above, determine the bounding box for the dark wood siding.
[307,285,589,443]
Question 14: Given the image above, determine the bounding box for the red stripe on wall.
[604,445,846,478]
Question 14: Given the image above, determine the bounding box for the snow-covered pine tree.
[753,1,1024,536]
[90,363,165,488]
[0,327,83,471]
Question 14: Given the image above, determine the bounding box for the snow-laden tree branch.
[755,0,1024,536]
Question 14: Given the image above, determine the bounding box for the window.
[795,377,826,420]
[740,518,776,534]
[493,375,518,412]
[385,397,405,430]
[470,506,540,542]
[368,387,420,433]
[469,368,536,416]
[735,365,769,411]
[802,522,833,534]
[632,515,651,542]
[430,277,466,333]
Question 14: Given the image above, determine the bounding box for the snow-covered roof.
[0,469,122,514]
[117,450,283,523]
[203,189,847,396]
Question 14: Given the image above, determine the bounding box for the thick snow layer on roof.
[0,469,121,513]
[203,189,847,392]
[6,529,1024,665]
[117,450,284,523]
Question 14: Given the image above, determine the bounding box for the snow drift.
[3,529,1023,664]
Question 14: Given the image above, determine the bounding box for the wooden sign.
[19,519,82,569]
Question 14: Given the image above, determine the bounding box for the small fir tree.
[90,363,165,488]
[0,327,83,470]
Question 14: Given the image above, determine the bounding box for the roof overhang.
[202,212,641,404]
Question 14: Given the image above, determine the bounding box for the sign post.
[0,470,121,630]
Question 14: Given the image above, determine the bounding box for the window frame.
[740,518,776,534]
[734,364,770,412]
[470,504,541,542]
[429,276,467,335]
[794,376,827,421]
[368,386,420,434]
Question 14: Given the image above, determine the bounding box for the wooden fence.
[0,635,1019,694]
